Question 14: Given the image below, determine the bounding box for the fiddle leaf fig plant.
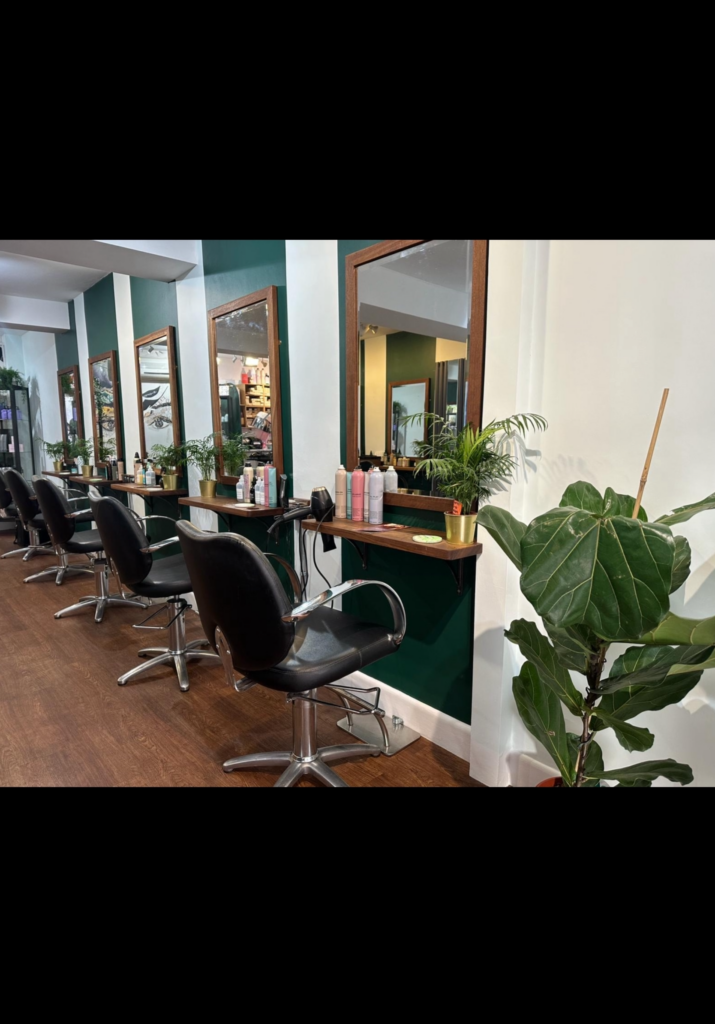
[479,480,715,787]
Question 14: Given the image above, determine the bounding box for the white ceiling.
[379,240,472,294]
[0,250,108,302]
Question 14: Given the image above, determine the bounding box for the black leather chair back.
[32,477,75,547]
[90,495,152,586]
[0,471,13,511]
[4,468,37,523]
[177,520,295,673]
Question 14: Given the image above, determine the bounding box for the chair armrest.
[281,579,406,642]
[137,515,179,525]
[65,509,91,519]
[66,494,88,503]
[140,536,180,554]
[265,552,302,602]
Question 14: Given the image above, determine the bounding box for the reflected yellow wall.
[436,337,467,362]
[363,334,387,454]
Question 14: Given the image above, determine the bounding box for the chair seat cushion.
[249,606,399,693]
[130,553,193,598]
[64,528,104,554]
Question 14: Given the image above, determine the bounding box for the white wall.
[472,240,715,787]
[285,240,341,596]
[0,293,69,333]
[73,293,93,459]
[1,329,26,370]
[21,331,61,472]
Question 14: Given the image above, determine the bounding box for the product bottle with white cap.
[351,466,364,521]
[346,471,353,519]
[384,465,398,492]
[335,465,347,518]
[363,467,372,519]
[369,466,384,524]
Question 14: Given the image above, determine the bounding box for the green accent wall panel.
[337,240,474,725]
[55,299,79,369]
[130,277,183,441]
[215,482,293,575]
[84,274,119,358]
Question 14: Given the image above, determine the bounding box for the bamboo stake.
[632,388,669,519]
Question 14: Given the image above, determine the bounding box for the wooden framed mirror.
[388,377,430,457]
[347,239,488,511]
[57,364,83,449]
[207,285,283,482]
[134,326,180,458]
[88,350,122,464]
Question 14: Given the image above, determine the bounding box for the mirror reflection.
[215,299,271,458]
[137,335,173,449]
[58,366,81,447]
[90,352,121,461]
[358,240,472,494]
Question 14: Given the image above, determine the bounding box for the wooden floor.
[0,529,482,787]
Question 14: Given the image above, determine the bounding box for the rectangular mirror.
[348,240,487,510]
[207,285,283,481]
[88,350,122,463]
[134,326,180,457]
[57,364,83,449]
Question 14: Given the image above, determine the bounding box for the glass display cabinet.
[0,385,35,475]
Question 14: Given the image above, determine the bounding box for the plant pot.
[199,479,217,498]
[537,777,563,788]
[82,465,93,478]
[163,473,180,491]
[444,512,477,544]
[53,461,63,472]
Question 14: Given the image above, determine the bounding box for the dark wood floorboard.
[0,532,483,787]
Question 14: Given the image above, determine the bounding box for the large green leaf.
[637,613,715,645]
[586,759,694,785]
[591,709,655,752]
[520,507,674,641]
[602,488,648,522]
[476,506,526,569]
[505,620,586,716]
[544,620,598,675]
[513,662,574,785]
[655,492,715,526]
[566,733,603,787]
[559,482,647,521]
[597,643,715,694]
[593,671,703,728]
[617,779,652,787]
[670,536,692,594]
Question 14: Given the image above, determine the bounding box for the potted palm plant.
[220,433,253,478]
[0,366,26,389]
[70,437,94,477]
[479,481,715,786]
[185,433,222,498]
[95,435,116,476]
[149,442,187,491]
[408,413,547,543]
[41,439,69,472]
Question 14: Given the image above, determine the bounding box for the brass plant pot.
[82,465,93,478]
[53,461,63,472]
[163,473,180,491]
[199,479,217,498]
[444,512,477,544]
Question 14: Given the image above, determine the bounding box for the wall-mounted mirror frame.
[387,378,430,456]
[207,285,283,483]
[57,364,83,449]
[346,239,488,512]
[133,326,181,458]
[88,349,122,464]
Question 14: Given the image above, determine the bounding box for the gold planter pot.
[163,473,180,491]
[199,479,217,498]
[53,461,63,472]
[444,512,477,544]
[82,465,93,478]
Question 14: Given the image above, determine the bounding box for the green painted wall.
[337,241,475,724]
[55,299,79,369]
[83,274,124,462]
[385,332,436,412]
[130,277,183,442]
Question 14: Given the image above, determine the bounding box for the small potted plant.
[0,366,26,390]
[149,442,187,491]
[70,437,94,477]
[185,433,222,498]
[95,436,117,477]
[220,433,252,478]
[41,439,69,473]
[408,413,547,543]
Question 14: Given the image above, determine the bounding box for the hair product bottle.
[346,471,352,519]
[363,467,372,519]
[335,465,347,518]
[351,466,364,521]
[369,467,384,524]
[384,465,398,492]
[244,466,254,503]
[267,465,277,508]
[145,462,156,487]
[236,474,244,501]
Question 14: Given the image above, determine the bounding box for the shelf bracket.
[446,559,465,595]
[346,537,369,569]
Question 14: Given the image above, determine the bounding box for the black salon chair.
[0,469,19,524]
[32,476,149,622]
[2,468,76,580]
[90,495,220,690]
[177,521,406,788]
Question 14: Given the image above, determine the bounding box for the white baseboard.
[342,670,471,763]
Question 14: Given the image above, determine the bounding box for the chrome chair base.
[223,688,381,788]
[117,599,218,691]
[54,559,149,623]
[2,542,53,560]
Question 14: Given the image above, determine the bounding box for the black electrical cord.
[313,505,334,600]
[300,526,309,599]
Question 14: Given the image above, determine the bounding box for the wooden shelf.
[301,517,480,561]
[43,471,116,488]
[179,495,278,517]
[111,483,188,497]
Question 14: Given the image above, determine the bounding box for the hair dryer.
[267,486,336,551]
